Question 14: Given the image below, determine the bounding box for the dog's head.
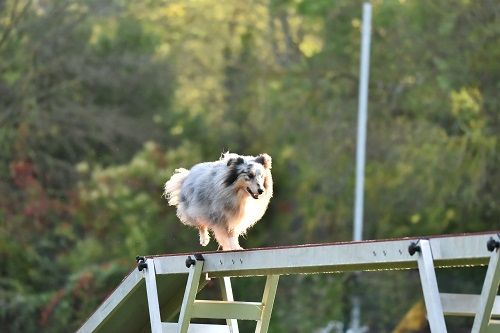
[225,154,272,199]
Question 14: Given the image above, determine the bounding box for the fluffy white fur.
[164,153,273,250]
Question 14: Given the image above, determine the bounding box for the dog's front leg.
[226,230,242,250]
[212,226,242,251]
[198,226,210,246]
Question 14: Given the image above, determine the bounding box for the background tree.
[0,0,498,332]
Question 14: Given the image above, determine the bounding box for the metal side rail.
[472,234,500,333]
[409,239,447,332]
[77,231,499,333]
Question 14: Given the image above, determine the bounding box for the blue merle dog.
[164,153,273,250]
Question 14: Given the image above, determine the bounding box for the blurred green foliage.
[0,0,499,332]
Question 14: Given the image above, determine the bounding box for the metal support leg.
[414,240,447,333]
[178,256,205,333]
[143,258,163,333]
[472,244,500,333]
[219,277,239,333]
[255,275,280,333]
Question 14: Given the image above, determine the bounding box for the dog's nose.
[258,188,264,194]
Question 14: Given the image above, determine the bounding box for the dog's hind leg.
[198,226,210,246]
[212,226,242,251]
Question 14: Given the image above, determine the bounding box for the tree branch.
[0,0,32,51]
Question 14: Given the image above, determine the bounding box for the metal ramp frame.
[409,235,500,333]
[77,231,500,333]
[143,254,279,333]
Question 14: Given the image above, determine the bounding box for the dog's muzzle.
[246,187,260,199]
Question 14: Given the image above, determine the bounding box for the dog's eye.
[248,173,255,179]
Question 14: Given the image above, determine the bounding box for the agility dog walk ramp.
[78,231,500,333]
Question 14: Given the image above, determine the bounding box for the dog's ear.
[224,157,244,186]
[227,156,244,167]
[255,153,272,169]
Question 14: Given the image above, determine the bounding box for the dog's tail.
[164,168,189,206]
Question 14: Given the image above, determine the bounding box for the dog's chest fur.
[223,189,268,234]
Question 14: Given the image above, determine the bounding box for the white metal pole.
[351,3,372,333]
[353,2,372,243]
